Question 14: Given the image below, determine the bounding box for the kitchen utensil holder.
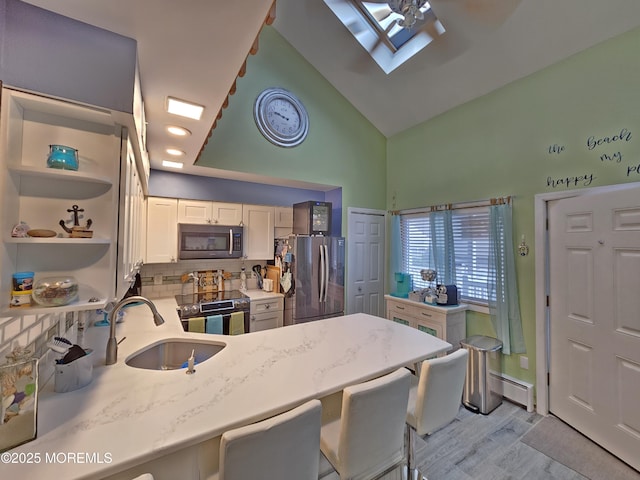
[54,349,93,393]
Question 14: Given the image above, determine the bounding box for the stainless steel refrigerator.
[284,235,345,325]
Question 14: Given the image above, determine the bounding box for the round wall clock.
[254,87,309,148]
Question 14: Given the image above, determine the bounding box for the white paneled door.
[347,209,385,316]
[548,186,640,470]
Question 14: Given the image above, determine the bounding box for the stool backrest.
[338,368,411,479]
[220,399,322,480]
[412,348,468,435]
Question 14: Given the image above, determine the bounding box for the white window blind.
[400,206,491,304]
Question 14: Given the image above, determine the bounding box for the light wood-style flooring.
[408,400,586,480]
[323,400,588,480]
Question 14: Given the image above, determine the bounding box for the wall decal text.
[547,174,595,189]
[586,128,632,150]
[600,152,623,163]
[627,163,640,177]
[548,144,566,155]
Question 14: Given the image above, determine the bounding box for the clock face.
[254,88,309,147]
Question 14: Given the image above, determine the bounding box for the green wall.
[387,27,640,384]
[196,26,388,228]
[196,23,640,388]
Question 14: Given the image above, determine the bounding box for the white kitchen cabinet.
[117,137,146,297]
[212,202,243,225]
[0,86,122,313]
[242,204,274,260]
[249,296,284,332]
[146,197,178,264]
[385,296,467,351]
[274,206,293,228]
[274,206,293,239]
[177,199,242,225]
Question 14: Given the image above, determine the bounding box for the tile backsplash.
[0,310,84,389]
[141,259,266,299]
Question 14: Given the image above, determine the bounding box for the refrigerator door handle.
[323,244,330,302]
[319,243,325,302]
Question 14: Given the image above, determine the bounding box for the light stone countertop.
[241,289,284,300]
[1,298,451,479]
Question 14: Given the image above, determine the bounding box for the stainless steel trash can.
[460,335,503,414]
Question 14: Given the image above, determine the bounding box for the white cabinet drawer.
[250,297,284,314]
[387,300,420,318]
[414,308,446,324]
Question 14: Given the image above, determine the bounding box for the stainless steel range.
[175,290,250,334]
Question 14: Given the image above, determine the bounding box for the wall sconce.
[518,234,529,257]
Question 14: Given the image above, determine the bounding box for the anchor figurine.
[59,204,93,238]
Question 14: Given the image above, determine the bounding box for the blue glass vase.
[47,144,79,171]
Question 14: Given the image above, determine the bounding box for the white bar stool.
[405,348,469,480]
[199,399,322,480]
[319,368,411,480]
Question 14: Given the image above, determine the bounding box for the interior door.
[347,209,385,316]
[548,185,640,470]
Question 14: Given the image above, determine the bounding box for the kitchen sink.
[125,338,225,370]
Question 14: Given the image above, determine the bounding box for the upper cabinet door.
[146,197,178,263]
[242,205,275,260]
[274,206,293,228]
[177,199,212,224]
[212,202,243,225]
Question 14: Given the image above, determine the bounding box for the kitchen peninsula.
[1,299,451,480]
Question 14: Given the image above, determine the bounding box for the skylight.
[323,0,446,74]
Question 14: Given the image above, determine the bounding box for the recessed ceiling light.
[162,160,184,169]
[166,97,204,120]
[166,148,185,156]
[166,125,191,137]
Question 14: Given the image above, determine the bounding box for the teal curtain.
[429,210,456,284]
[390,214,402,286]
[487,203,526,355]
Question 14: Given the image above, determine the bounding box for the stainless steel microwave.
[178,224,243,260]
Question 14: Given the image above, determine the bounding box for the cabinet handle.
[421,312,432,317]
[396,305,405,310]
[265,304,270,309]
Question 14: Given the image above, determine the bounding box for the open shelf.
[8,164,113,186]
[1,284,108,316]
[6,236,111,245]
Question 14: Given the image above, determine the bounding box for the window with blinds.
[400,207,491,305]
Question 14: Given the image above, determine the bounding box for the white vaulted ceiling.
[22,0,640,179]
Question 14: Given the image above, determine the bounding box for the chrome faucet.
[105,296,165,365]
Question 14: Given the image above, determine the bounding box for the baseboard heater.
[490,371,534,413]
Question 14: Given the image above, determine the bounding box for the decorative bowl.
[32,276,79,307]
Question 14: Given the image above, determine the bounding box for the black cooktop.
[175,290,248,305]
